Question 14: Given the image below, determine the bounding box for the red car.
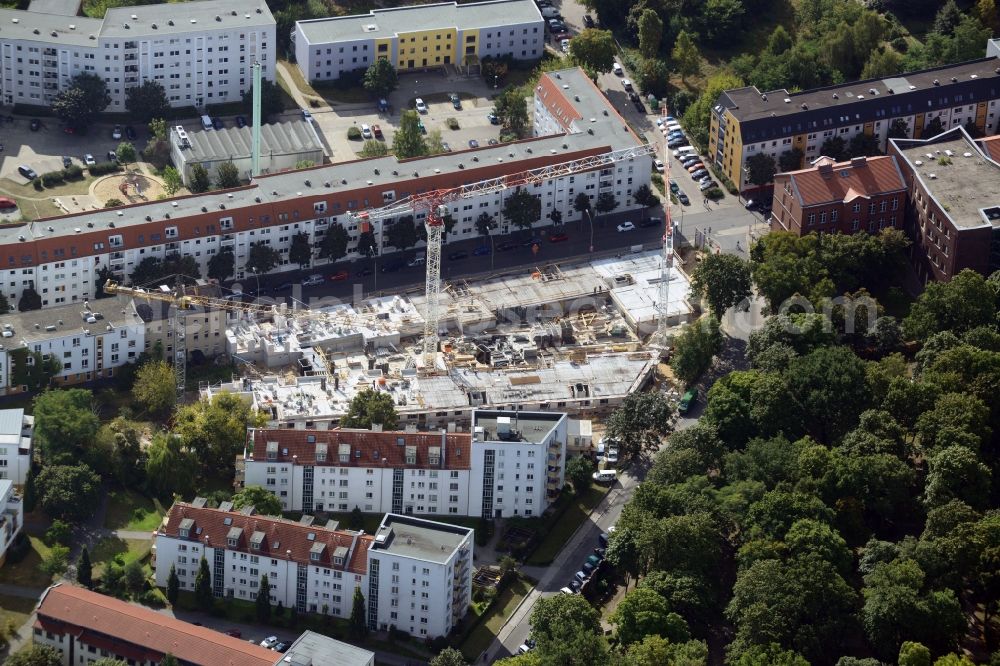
[0,197,16,211]
[549,233,570,243]
[372,124,384,140]
[329,270,349,281]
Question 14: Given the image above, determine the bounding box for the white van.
[201,115,213,130]
[673,145,696,158]
[592,470,618,485]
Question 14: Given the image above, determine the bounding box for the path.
[276,61,332,113]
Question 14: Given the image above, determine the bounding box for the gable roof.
[778,155,906,207]
[35,584,277,666]
[161,502,373,573]
[247,427,472,470]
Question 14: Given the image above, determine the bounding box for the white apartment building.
[0,0,275,110]
[0,479,23,567]
[0,66,645,312]
[0,408,33,484]
[293,0,543,83]
[366,513,472,638]
[153,500,472,638]
[0,299,145,395]
[240,409,567,519]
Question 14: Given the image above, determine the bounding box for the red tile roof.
[35,584,276,666]
[535,74,582,132]
[977,135,1000,162]
[161,502,372,573]
[782,155,906,207]
[248,428,472,470]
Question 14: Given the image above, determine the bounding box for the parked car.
[681,155,701,167]
[441,142,452,152]
[83,154,96,166]
[62,156,72,168]
[448,251,469,261]
[669,181,680,193]
[377,98,389,112]
[235,116,247,129]
[106,150,118,162]
[450,93,462,109]
[488,138,499,145]
[212,117,224,130]
[587,554,602,567]
[417,120,426,134]
[699,179,717,191]
[639,217,661,228]
[549,233,569,242]
[260,636,278,649]
[302,274,324,287]
[606,448,619,464]
[561,38,570,53]
[496,241,516,252]
[583,13,595,27]
[678,193,690,205]
[598,532,609,546]
[112,125,122,140]
[592,470,617,484]
[522,236,542,247]
[632,94,646,113]
[380,258,405,273]
[678,388,698,414]
[594,547,606,558]
[612,62,623,75]
[407,254,426,267]
[691,169,709,180]
[569,579,582,592]
[415,98,428,113]
[653,159,664,173]
[468,139,480,148]
[372,124,383,140]
[274,643,289,653]
[273,282,293,292]
[0,197,17,210]
[329,271,349,281]
[29,118,41,131]
[560,586,576,595]
[302,109,313,122]
[361,124,373,139]
[621,78,633,91]
[355,267,373,278]
[582,561,595,574]
[616,221,635,232]
[473,245,491,256]
[686,162,705,173]
[574,571,589,583]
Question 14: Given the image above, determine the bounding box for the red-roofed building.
[771,155,907,236]
[33,583,277,666]
[153,502,473,639]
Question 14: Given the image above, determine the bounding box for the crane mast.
[652,102,676,350]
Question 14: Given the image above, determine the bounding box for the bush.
[40,171,65,187]
[446,117,460,130]
[138,589,165,607]
[891,37,908,53]
[347,126,362,140]
[710,163,739,195]
[5,532,30,564]
[62,164,84,180]
[705,186,725,201]
[32,179,43,191]
[88,161,121,176]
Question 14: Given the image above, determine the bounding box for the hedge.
[347,126,362,140]
[62,164,84,180]
[40,171,65,187]
[88,161,122,176]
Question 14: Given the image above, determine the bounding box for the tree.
[215,161,241,189]
[503,188,541,232]
[145,432,198,498]
[232,486,283,516]
[779,148,804,173]
[124,559,145,595]
[174,394,264,475]
[430,648,467,666]
[701,0,746,44]
[767,25,793,55]
[746,153,777,187]
[4,645,62,666]
[924,446,991,510]
[77,546,93,589]
[475,212,497,237]
[115,141,136,166]
[566,455,594,492]
[289,232,312,268]
[128,253,201,287]
[195,556,213,610]
[611,587,689,646]
[568,28,616,76]
[786,346,871,444]
[133,360,176,417]
[923,116,945,138]
[605,391,675,461]
[634,184,658,208]
[342,389,398,430]
[889,118,910,139]
[637,9,663,58]
[349,585,368,638]
[52,73,110,130]
[849,133,881,158]
[40,544,69,578]
[149,117,167,141]
[672,30,701,81]
[862,48,904,79]
[189,164,210,193]
[90,660,128,666]
[690,253,752,318]
[241,78,284,119]
[574,192,592,217]
[160,656,179,666]
[319,224,349,262]
[245,242,280,274]
[167,564,179,605]
[385,216,420,251]
[37,464,101,521]
[360,139,389,158]
[670,317,723,387]
[977,0,999,31]
[595,192,617,216]
[18,286,42,311]
[255,574,272,622]
[125,80,169,122]
[530,594,608,666]
[162,166,183,196]
[899,642,932,666]
[934,0,963,35]
[494,87,529,136]
[820,136,849,162]
[356,230,378,258]
[363,59,398,97]
[33,389,100,464]
[393,110,428,159]
[904,269,997,339]
[207,247,235,282]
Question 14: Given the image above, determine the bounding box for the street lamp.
[249,267,260,297]
[493,74,498,90]
[585,209,594,253]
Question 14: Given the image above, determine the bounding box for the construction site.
[197,248,695,430]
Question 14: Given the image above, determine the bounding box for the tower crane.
[652,102,677,350]
[346,143,656,370]
[103,280,358,396]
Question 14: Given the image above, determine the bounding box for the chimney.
[440,429,447,469]
[818,162,834,175]
[850,156,867,168]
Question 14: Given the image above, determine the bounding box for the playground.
[93,169,169,207]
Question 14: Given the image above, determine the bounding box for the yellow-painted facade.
[718,109,743,185]
[375,37,393,63]
[395,27,458,70]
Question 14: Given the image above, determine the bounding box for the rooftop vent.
[324,181,331,187]
[915,160,923,166]
[11,17,18,22]
[168,19,174,25]
[145,215,152,221]
[231,9,237,15]
[227,193,234,198]
[130,13,137,18]
[933,79,940,86]
[909,85,916,90]
[929,173,937,179]
[171,201,178,207]
[783,97,791,103]
[869,88,877,95]
[87,222,93,227]
[363,23,378,32]
[951,76,957,82]
[151,23,156,29]
[69,24,75,29]
[51,31,57,37]
[971,74,979,79]
[801,103,808,110]
[887,88,894,94]
[201,206,207,212]
[215,15,222,21]
[190,18,196,23]
[761,94,767,101]
[832,93,839,99]
[964,152,973,157]
[122,24,128,29]
[219,204,225,210]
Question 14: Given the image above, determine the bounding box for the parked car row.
[659,118,718,196]
[567,529,612,593]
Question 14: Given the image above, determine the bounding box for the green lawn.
[325,512,383,535]
[526,486,609,566]
[104,489,166,532]
[0,593,36,634]
[460,577,531,661]
[90,537,152,577]
[0,536,54,589]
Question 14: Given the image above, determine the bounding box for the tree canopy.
[341,389,399,430]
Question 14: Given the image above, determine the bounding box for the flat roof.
[0,299,144,344]
[0,409,25,436]
[372,513,471,563]
[892,127,1000,230]
[0,8,102,47]
[473,409,562,443]
[26,0,81,16]
[280,631,374,666]
[176,120,323,163]
[297,0,541,45]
